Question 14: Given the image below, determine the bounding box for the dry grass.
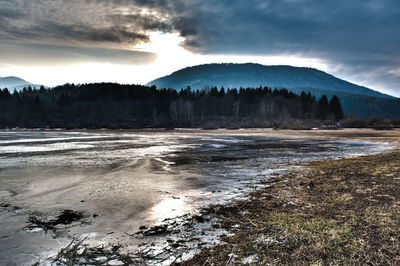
[180,147,400,265]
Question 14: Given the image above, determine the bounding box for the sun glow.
[0,31,330,87]
[136,31,331,84]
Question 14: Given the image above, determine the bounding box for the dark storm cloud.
[0,1,152,45]
[168,0,400,56]
[167,0,400,95]
[1,0,399,55]
[33,22,149,44]
[3,22,149,44]
[0,0,400,95]
[0,0,165,65]
[0,8,25,19]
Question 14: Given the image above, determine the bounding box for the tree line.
[0,83,345,129]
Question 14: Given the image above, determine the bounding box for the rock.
[144,225,168,236]
[193,215,205,223]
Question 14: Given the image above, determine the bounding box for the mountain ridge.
[0,76,41,91]
[147,63,392,99]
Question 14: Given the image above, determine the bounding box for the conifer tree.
[329,95,344,121]
[317,95,330,120]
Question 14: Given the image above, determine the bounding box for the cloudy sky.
[1,0,399,96]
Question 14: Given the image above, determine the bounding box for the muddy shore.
[181,129,400,265]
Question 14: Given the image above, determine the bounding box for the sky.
[0,0,399,97]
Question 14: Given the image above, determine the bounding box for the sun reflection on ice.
[151,196,190,222]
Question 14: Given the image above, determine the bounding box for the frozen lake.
[0,130,388,265]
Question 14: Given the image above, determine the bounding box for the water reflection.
[151,196,190,222]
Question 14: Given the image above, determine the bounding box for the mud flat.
[0,129,396,265]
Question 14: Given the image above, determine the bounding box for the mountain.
[147,63,400,119]
[0,76,41,91]
[147,63,391,98]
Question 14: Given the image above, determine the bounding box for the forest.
[0,83,349,129]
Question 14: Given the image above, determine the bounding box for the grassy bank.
[180,133,400,265]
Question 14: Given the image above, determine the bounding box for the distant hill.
[147,63,400,119]
[147,63,392,98]
[0,76,41,91]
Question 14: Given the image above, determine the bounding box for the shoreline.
[180,131,400,265]
[2,127,400,138]
[1,129,398,265]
